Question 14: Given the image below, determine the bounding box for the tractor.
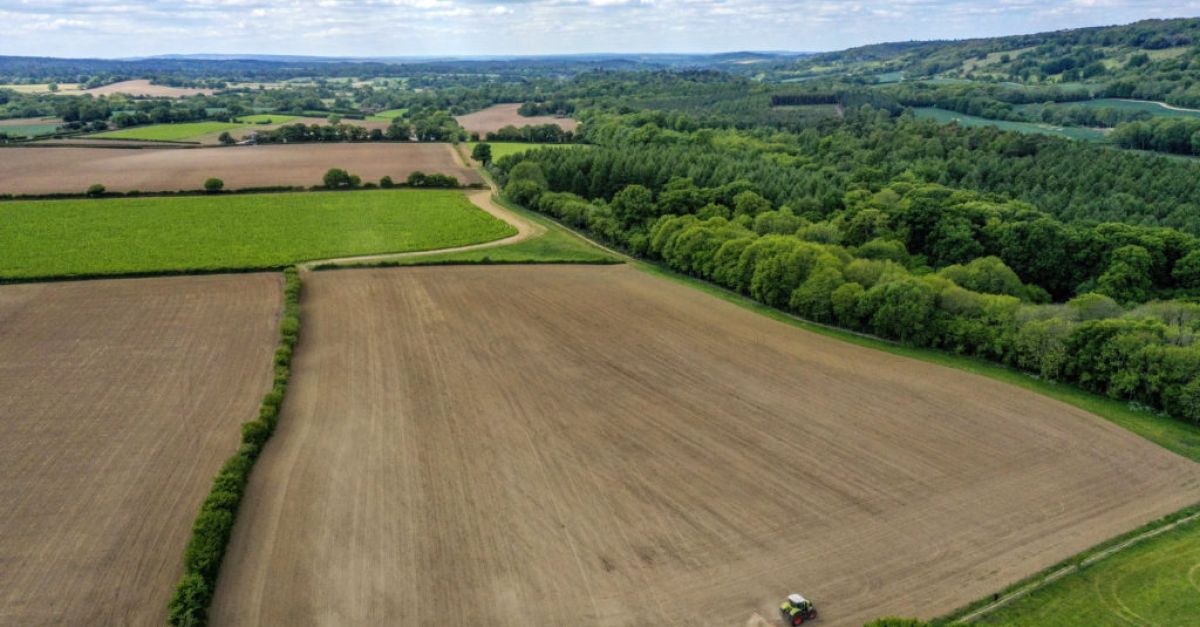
[779,593,818,625]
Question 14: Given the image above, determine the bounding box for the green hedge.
[166,267,302,626]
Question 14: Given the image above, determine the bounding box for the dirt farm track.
[0,274,281,626]
[0,143,481,195]
[210,265,1200,626]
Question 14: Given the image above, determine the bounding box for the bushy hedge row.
[167,267,302,626]
[0,186,302,202]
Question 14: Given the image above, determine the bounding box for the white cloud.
[0,0,1196,56]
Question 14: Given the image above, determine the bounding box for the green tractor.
[779,593,818,625]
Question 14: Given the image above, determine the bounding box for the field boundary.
[943,504,1200,624]
[166,267,302,626]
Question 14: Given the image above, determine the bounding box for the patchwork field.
[91,121,246,142]
[912,107,1108,141]
[455,103,579,135]
[368,108,408,121]
[83,79,214,98]
[0,116,61,137]
[0,189,515,279]
[209,264,1200,627]
[0,273,282,626]
[0,143,482,195]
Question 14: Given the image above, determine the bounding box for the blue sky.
[0,1,1197,58]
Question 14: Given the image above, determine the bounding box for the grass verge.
[166,267,301,626]
[939,505,1200,625]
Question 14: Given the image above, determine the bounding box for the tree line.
[496,116,1200,424]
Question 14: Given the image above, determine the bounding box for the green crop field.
[468,142,581,161]
[90,121,246,142]
[975,515,1200,626]
[368,108,408,121]
[911,107,1108,142]
[235,114,300,124]
[325,194,619,269]
[0,190,517,279]
[0,123,60,137]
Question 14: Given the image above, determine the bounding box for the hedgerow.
[166,267,302,626]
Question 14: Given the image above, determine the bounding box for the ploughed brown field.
[0,143,481,194]
[455,102,579,135]
[83,79,214,97]
[210,265,1200,626]
[0,274,281,626]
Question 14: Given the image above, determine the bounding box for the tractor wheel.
[792,615,804,626]
[808,608,818,620]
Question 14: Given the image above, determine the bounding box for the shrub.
[86,183,106,197]
[380,175,395,188]
[203,178,224,193]
[167,573,209,627]
[323,168,358,189]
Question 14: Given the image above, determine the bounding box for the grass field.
[91,121,246,142]
[0,189,517,279]
[467,141,580,161]
[321,194,617,268]
[235,114,300,124]
[368,108,408,121]
[0,123,61,137]
[911,107,1108,142]
[975,515,1200,625]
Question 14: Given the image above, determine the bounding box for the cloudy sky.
[0,0,1197,58]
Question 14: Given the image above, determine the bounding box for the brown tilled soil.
[209,265,1200,627]
[83,79,214,97]
[0,274,282,626]
[0,143,481,194]
[455,103,579,135]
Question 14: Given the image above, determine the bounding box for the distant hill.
[0,51,810,83]
[776,17,1200,105]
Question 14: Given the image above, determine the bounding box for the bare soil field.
[83,79,214,98]
[0,143,481,194]
[0,274,282,626]
[455,103,579,135]
[210,265,1200,627]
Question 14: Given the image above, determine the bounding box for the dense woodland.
[497,108,1200,424]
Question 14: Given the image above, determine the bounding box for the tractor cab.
[779,593,818,625]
